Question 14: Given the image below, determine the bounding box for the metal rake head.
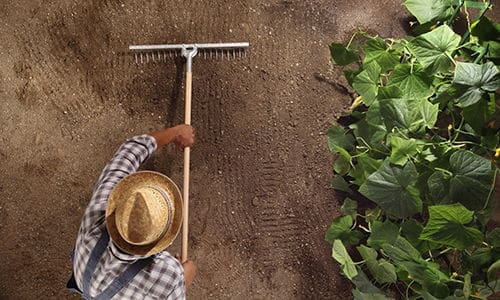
[129,42,249,64]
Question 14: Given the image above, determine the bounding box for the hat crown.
[115,186,171,246]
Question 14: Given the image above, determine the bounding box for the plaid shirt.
[72,135,186,299]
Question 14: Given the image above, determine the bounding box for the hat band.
[145,185,174,244]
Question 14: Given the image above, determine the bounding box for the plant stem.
[347,31,360,49]
[481,168,498,211]
[447,0,464,26]
[439,247,453,256]
[359,225,370,233]
[474,43,489,64]
[450,278,465,284]
[405,280,415,299]
[452,116,465,143]
[452,0,491,56]
[435,167,454,177]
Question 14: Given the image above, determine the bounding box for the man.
[68,125,197,299]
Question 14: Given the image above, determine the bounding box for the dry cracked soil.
[0,0,483,299]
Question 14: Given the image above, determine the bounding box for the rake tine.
[129,42,249,64]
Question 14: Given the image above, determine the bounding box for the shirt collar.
[109,242,145,261]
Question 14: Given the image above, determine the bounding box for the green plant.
[325,1,500,299]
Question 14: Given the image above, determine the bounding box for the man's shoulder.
[150,251,184,277]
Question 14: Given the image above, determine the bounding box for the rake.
[129,42,250,263]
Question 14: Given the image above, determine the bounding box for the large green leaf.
[449,150,494,211]
[403,260,450,297]
[453,62,500,107]
[378,85,402,100]
[382,236,450,297]
[382,236,421,263]
[327,125,355,153]
[428,150,494,211]
[367,220,399,249]
[390,136,419,166]
[353,61,382,106]
[388,64,433,99]
[325,215,363,246]
[349,154,384,185]
[332,239,358,280]
[419,99,439,129]
[357,245,397,284]
[330,43,359,66]
[379,98,423,132]
[408,25,460,74]
[427,171,451,203]
[363,37,400,73]
[359,160,422,219]
[403,0,453,24]
[419,204,483,249]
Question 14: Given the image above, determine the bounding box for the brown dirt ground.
[1,1,494,299]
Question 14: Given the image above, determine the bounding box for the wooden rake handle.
[181,71,192,263]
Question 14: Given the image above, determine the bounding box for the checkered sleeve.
[152,253,186,300]
[80,134,157,234]
[166,275,186,299]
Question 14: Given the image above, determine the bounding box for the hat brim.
[105,171,183,256]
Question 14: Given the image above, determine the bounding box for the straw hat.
[105,171,183,256]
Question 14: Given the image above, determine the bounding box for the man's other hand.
[172,125,195,148]
[181,259,196,288]
[151,125,195,149]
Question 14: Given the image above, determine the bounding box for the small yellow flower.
[407,274,413,279]
[447,124,453,131]
[452,272,458,278]
[495,148,500,158]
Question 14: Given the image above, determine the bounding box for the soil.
[0,1,488,299]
